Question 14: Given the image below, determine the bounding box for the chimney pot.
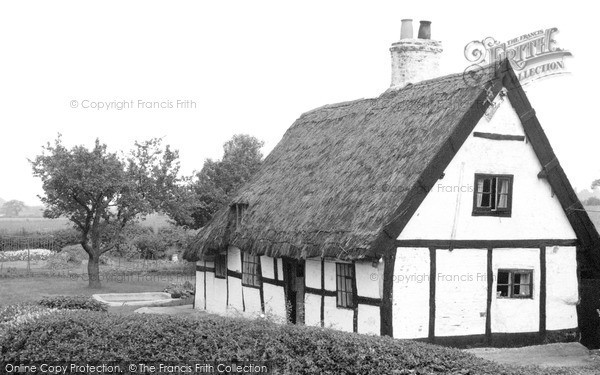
[418,20,432,39]
[400,19,413,39]
[389,19,442,89]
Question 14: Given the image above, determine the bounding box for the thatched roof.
[185,61,600,273]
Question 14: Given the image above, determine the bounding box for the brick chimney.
[390,20,443,89]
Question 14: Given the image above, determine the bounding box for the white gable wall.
[436,248,488,337]
[545,245,578,330]
[394,94,578,340]
[491,248,541,333]
[393,247,430,339]
[398,95,576,241]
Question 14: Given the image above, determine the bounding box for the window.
[215,252,227,279]
[232,203,248,230]
[336,263,355,308]
[473,174,513,217]
[496,269,533,298]
[242,252,261,288]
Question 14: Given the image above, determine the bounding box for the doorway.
[283,258,305,324]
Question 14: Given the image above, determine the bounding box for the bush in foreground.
[0,304,56,336]
[0,311,590,375]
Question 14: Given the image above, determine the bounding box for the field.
[0,217,71,234]
[0,250,195,307]
[0,213,171,235]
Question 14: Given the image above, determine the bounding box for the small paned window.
[496,269,533,298]
[473,174,513,217]
[215,253,227,279]
[242,252,261,288]
[336,263,355,308]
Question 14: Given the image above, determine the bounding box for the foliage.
[134,231,168,260]
[157,225,193,249]
[44,244,88,268]
[37,296,108,312]
[0,249,54,262]
[0,228,78,252]
[0,304,56,337]
[1,311,590,374]
[164,281,195,298]
[167,134,264,229]
[108,224,153,259]
[583,196,600,206]
[0,200,26,217]
[30,136,183,287]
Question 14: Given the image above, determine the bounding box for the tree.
[168,134,264,229]
[30,136,181,288]
[0,200,25,217]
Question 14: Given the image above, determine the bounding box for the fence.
[0,235,58,251]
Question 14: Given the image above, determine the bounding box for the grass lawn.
[0,274,193,306]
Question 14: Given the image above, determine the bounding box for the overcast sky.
[1,1,598,206]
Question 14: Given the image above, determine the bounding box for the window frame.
[241,252,262,288]
[496,269,533,299]
[472,173,514,217]
[336,263,355,309]
[214,252,227,279]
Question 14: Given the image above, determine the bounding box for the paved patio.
[466,342,597,368]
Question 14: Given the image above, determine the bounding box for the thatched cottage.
[185,20,600,346]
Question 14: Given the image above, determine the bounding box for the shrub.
[37,296,108,312]
[108,224,154,259]
[157,226,192,249]
[0,249,55,262]
[44,245,87,269]
[51,228,81,249]
[134,232,168,260]
[164,281,195,299]
[0,304,57,338]
[0,311,585,375]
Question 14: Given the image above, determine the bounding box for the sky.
[1,1,598,206]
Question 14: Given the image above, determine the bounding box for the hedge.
[37,296,107,312]
[0,311,590,375]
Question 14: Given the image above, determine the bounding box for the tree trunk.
[87,252,101,289]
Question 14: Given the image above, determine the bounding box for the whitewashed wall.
[322,260,353,332]
[398,96,576,241]
[323,296,353,332]
[393,248,430,339]
[193,246,287,319]
[305,258,322,327]
[356,261,381,335]
[261,255,287,320]
[393,95,579,339]
[226,247,245,314]
[204,261,227,314]
[491,248,540,333]
[194,261,205,310]
[436,249,488,337]
[545,246,578,330]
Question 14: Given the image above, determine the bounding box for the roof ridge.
[299,97,373,118]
